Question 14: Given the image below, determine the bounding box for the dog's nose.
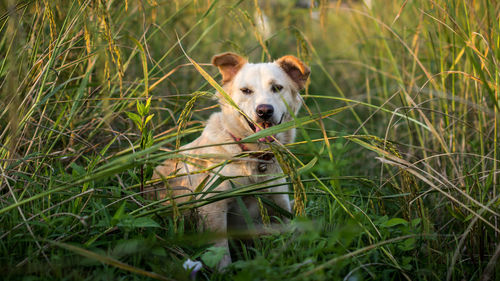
[256,104,274,120]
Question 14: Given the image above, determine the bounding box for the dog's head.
[212,52,310,144]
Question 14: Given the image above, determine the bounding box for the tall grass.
[0,0,498,280]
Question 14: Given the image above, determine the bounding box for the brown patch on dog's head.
[212,52,247,84]
[275,55,310,90]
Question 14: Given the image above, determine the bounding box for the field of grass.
[1,0,499,280]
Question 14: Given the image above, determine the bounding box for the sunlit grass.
[0,0,498,280]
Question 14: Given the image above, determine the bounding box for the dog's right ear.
[212,52,247,84]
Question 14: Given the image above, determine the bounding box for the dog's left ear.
[275,55,310,90]
[212,52,247,84]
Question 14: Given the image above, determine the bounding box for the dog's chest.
[254,153,276,173]
[223,157,281,183]
[248,158,281,184]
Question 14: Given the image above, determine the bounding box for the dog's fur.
[151,53,310,269]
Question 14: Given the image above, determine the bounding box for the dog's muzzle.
[242,112,284,143]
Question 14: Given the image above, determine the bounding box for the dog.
[150,52,310,269]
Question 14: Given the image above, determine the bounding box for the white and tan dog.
[151,52,310,269]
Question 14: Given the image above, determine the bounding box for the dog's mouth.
[243,113,284,143]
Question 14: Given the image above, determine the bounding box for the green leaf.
[298,156,317,174]
[398,237,416,251]
[146,130,154,147]
[112,239,143,258]
[70,162,85,176]
[380,218,408,228]
[151,247,167,257]
[137,101,145,116]
[464,213,474,222]
[126,112,142,130]
[402,256,413,270]
[119,217,160,228]
[145,114,154,126]
[201,246,227,268]
[145,97,151,114]
[111,202,127,226]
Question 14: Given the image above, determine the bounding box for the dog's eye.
[240,88,253,95]
[271,84,283,93]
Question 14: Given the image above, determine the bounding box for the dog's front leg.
[198,199,232,270]
[269,178,292,219]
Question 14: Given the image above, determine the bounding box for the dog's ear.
[212,52,247,84]
[275,55,310,90]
